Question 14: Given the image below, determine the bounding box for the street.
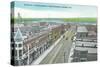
[40,30,74,64]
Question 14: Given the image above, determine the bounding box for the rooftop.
[14,28,23,42]
[75,41,97,47]
[77,26,88,33]
[75,47,97,53]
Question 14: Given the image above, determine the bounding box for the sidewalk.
[68,42,76,62]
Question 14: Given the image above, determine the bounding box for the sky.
[12,1,97,18]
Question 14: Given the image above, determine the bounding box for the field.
[11,18,97,24]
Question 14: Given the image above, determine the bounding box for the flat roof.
[76,41,97,47]
[77,26,88,33]
[75,47,97,53]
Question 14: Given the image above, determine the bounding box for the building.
[71,46,97,62]
[48,24,65,43]
[69,25,97,62]
[11,28,24,65]
[72,49,88,62]
[76,26,88,38]
[11,23,66,65]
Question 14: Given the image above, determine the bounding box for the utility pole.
[27,45,30,65]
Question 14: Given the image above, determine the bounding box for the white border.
[0,0,100,67]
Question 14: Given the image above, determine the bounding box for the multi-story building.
[70,25,97,62]
[76,26,88,38]
[11,22,66,65]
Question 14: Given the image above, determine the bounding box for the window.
[11,43,14,48]
[15,44,17,47]
[15,50,17,56]
[11,49,14,56]
[23,46,27,54]
[19,50,22,56]
[18,44,22,47]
